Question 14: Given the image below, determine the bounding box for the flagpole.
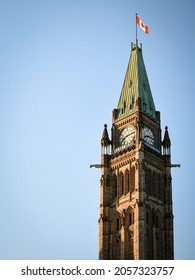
[135,13,138,46]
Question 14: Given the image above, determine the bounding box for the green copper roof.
[116,43,156,121]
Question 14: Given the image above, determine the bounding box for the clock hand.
[123,132,134,140]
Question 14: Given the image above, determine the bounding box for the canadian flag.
[136,15,149,34]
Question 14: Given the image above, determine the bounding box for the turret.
[101,124,111,155]
[162,126,171,156]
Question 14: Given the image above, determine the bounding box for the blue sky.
[0,0,194,260]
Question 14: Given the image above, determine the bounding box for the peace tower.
[98,42,175,260]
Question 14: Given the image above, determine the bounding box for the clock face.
[144,127,154,146]
[119,126,135,145]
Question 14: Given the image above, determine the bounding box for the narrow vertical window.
[119,171,124,196]
[125,169,130,194]
[130,166,135,193]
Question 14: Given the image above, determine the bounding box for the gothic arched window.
[112,174,117,199]
[119,171,124,196]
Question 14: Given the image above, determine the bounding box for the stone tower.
[98,42,174,260]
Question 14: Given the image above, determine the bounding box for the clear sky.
[0,0,194,260]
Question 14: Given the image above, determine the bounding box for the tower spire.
[113,44,156,122]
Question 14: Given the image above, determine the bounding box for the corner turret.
[162,126,171,156]
[101,124,111,155]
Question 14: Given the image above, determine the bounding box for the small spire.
[163,126,171,146]
[101,124,111,146]
[101,124,111,155]
[162,126,171,155]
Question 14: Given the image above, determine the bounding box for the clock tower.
[98,42,174,260]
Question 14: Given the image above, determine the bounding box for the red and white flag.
[136,15,149,34]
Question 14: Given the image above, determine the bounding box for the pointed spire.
[101,124,111,155]
[114,43,156,122]
[162,126,171,155]
[101,124,111,146]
